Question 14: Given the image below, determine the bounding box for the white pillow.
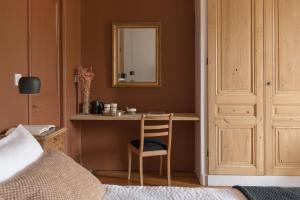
[0,124,44,182]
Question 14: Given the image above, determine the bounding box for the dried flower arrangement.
[76,66,95,114]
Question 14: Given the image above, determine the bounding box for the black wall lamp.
[18,76,41,94]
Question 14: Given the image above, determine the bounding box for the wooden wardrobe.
[208,0,300,176]
[0,0,61,131]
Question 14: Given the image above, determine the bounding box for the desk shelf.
[70,113,200,121]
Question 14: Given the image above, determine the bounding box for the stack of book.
[5,125,55,136]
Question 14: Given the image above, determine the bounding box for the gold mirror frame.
[112,22,161,87]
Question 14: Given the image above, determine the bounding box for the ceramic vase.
[82,92,90,114]
[81,79,92,114]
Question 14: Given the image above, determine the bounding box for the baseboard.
[195,171,208,186]
[208,175,300,187]
[200,175,208,186]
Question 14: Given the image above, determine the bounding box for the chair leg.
[167,155,171,186]
[139,156,143,186]
[159,155,163,176]
[128,147,132,180]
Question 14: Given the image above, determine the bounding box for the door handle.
[266,81,271,86]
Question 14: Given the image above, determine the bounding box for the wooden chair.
[128,113,173,186]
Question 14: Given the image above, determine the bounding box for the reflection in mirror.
[112,23,161,87]
[118,28,156,82]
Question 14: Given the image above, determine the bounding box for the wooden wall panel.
[30,0,61,126]
[0,0,28,132]
[62,0,82,161]
[208,0,264,175]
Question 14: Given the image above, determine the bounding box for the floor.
[93,171,201,187]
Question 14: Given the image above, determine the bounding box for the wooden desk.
[70,113,200,121]
[70,113,199,167]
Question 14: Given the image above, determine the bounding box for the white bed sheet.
[103,185,247,200]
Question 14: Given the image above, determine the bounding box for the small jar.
[103,104,111,114]
[110,103,117,114]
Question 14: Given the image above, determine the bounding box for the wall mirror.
[112,23,161,87]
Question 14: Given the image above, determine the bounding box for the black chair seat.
[131,138,167,151]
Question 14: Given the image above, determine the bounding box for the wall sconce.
[18,76,41,94]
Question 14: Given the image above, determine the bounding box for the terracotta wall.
[81,0,195,171]
[0,0,29,133]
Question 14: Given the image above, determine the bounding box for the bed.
[0,125,246,200]
[0,148,246,199]
[0,125,300,200]
[1,125,298,200]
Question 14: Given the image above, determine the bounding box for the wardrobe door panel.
[276,129,300,164]
[218,0,253,93]
[218,127,254,165]
[277,0,300,92]
[208,0,264,175]
[30,0,61,126]
[265,0,300,175]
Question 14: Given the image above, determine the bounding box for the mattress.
[103,185,247,200]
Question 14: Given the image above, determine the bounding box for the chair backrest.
[139,113,174,153]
